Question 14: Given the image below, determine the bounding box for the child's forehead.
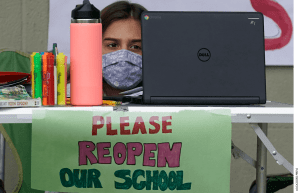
[103,18,141,38]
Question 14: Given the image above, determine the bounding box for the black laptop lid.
[141,12,266,105]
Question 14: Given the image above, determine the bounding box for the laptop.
[141,11,266,105]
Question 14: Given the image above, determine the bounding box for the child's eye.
[108,43,118,48]
[130,45,141,50]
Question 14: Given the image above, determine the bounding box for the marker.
[30,52,37,98]
[47,53,55,106]
[102,100,121,106]
[40,52,45,97]
[57,53,66,105]
[34,53,42,102]
[53,43,58,105]
[42,53,49,106]
[40,52,45,76]
[65,55,68,105]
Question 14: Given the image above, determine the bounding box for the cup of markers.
[31,48,68,106]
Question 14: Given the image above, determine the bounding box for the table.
[0,101,294,193]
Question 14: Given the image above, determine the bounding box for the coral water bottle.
[70,0,102,106]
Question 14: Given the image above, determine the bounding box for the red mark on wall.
[250,0,293,50]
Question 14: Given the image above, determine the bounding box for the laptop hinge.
[150,97,260,105]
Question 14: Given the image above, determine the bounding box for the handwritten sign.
[31,109,231,192]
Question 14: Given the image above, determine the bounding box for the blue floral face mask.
[102,49,142,90]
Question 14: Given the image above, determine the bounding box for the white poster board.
[48,0,294,65]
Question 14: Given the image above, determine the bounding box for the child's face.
[102,18,142,56]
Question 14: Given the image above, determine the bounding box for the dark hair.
[101,1,148,34]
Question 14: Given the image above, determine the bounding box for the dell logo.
[197,48,211,62]
[199,53,209,57]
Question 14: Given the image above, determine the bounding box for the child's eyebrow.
[131,39,141,43]
[103,38,119,41]
[103,38,141,43]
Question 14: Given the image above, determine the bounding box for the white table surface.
[0,101,293,124]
